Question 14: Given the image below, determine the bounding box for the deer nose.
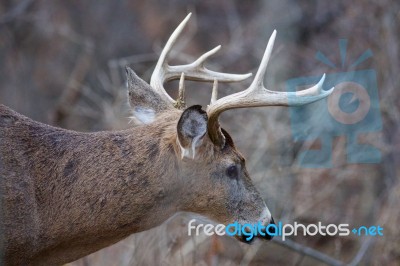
[241,217,275,243]
[263,217,275,241]
[236,217,276,244]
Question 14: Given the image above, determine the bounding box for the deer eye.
[226,165,238,180]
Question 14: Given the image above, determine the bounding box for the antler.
[150,13,252,106]
[206,30,334,146]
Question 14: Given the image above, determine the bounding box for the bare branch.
[272,238,345,266]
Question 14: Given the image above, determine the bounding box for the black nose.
[236,217,276,244]
[240,233,255,244]
[264,217,275,240]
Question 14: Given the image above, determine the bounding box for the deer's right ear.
[177,105,208,160]
[126,67,171,124]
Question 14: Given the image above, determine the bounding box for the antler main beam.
[206,30,334,146]
[150,13,252,104]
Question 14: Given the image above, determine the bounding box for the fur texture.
[0,71,272,265]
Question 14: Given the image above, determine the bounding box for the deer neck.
[1,108,183,264]
[41,126,181,257]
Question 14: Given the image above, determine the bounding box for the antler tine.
[207,30,335,146]
[167,45,252,83]
[174,72,186,110]
[249,30,277,91]
[150,13,192,104]
[150,13,252,106]
[210,79,218,105]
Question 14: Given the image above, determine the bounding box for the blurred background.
[0,0,399,265]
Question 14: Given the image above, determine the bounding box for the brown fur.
[0,87,271,265]
[0,105,184,265]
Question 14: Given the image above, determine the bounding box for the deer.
[0,13,333,266]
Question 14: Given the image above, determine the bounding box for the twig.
[272,238,345,266]
[239,241,263,266]
[0,0,33,25]
[348,237,373,266]
[52,45,93,125]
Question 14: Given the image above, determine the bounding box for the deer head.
[127,13,333,242]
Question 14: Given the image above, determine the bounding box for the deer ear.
[177,105,208,160]
[126,67,171,124]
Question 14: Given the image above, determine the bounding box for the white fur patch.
[259,205,272,225]
[176,136,204,160]
[177,137,194,159]
[132,107,155,124]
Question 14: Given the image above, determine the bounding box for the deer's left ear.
[177,105,208,160]
[126,67,171,124]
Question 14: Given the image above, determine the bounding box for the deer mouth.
[235,217,276,244]
[262,217,276,241]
